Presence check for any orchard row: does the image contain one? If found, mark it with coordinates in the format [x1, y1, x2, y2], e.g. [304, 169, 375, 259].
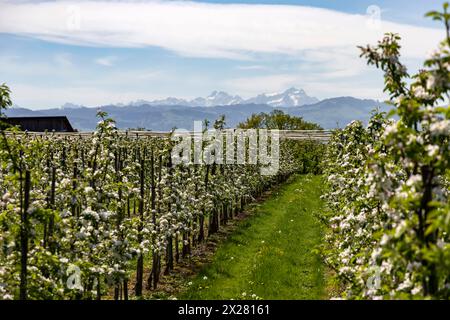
[0, 113, 321, 300]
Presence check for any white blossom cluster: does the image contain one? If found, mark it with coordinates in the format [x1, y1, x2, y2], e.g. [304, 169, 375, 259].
[322, 11, 450, 299]
[0, 112, 305, 299]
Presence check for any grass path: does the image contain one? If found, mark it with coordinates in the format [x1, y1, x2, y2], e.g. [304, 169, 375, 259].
[180, 174, 326, 300]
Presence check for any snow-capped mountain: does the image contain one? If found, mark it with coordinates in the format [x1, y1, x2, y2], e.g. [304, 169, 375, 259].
[134, 97, 188, 106]
[122, 92, 243, 107]
[61, 102, 85, 109]
[191, 91, 244, 107]
[245, 87, 319, 107]
[113, 87, 318, 108]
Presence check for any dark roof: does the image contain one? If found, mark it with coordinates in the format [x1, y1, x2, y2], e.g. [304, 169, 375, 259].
[4, 116, 75, 132]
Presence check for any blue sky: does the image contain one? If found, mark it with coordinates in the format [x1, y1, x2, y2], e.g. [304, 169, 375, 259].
[0, 0, 446, 109]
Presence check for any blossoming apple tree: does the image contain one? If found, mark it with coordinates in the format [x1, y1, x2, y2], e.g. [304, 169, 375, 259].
[322, 3, 450, 299]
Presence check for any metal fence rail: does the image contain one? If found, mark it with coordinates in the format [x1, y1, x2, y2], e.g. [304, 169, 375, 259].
[4, 130, 334, 141]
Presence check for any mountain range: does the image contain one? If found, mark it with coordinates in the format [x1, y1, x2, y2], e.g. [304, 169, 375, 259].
[6, 88, 392, 131]
[113, 87, 319, 108]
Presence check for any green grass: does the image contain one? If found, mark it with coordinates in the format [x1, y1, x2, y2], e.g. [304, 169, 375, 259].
[180, 174, 326, 300]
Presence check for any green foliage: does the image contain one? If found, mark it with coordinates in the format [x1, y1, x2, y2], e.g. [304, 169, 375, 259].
[426, 2, 450, 43]
[213, 114, 226, 130]
[238, 110, 322, 130]
[239, 110, 325, 174]
[0, 83, 12, 130]
[0, 83, 12, 115]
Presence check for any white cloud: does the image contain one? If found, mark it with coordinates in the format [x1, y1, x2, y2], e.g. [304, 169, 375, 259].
[95, 56, 117, 67]
[0, 0, 444, 60]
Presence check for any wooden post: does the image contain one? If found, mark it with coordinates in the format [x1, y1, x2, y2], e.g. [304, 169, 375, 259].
[165, 152, 174, 274]
[19, 170, 31, 300]
[198, 165, 209, 242]
[148, 145, 160, 290]
[135, 148, 145, 297]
